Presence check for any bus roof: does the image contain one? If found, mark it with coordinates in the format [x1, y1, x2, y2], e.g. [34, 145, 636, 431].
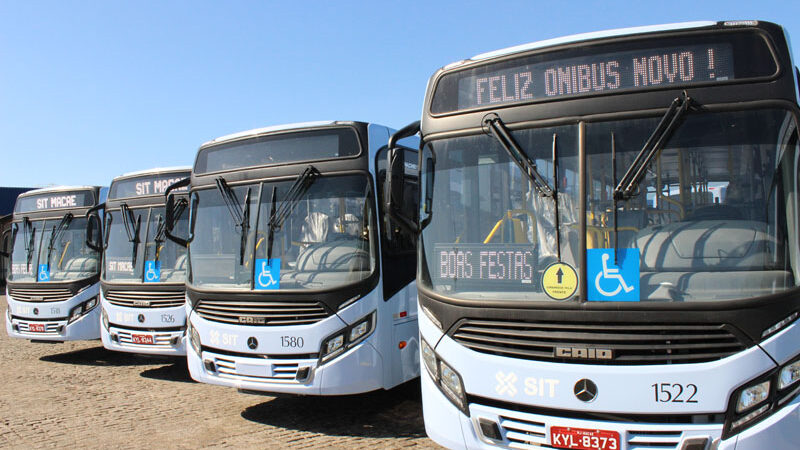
[117, 166, 192, 179]
[202, 121, 337, 148]
[454, 21, 720, 68]
[18, 185, 98, 197]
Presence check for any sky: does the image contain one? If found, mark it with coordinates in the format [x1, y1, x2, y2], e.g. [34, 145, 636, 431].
[2, 0, 800, 187]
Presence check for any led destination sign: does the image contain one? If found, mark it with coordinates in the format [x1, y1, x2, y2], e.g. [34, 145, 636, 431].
[430, 32, 778, 113]
[435, 244, 535, 284]
[108, 172, 190, 200]
[457, 43, 733, 110]
[14, 190, 96, 213]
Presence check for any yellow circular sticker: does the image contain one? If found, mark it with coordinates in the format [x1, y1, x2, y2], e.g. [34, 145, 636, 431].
[541, 262, 578, 300]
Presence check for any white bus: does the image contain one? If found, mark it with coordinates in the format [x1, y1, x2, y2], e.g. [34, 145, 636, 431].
[387, 20, 800, 449]
[166, 121, 420, 394]
[100, 167, 191, 355]
[5, 186, 103, 342]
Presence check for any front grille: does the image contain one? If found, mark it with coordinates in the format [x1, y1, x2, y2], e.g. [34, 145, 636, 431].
[195, 299, 331, 326]
[9, 287, 72, 302]
[104, 289, 184, 308]
[17, 320, 62, 335]
[212, 356, 300, 383]
[452, 319, 747, 365]
[627, 430, 683, 450]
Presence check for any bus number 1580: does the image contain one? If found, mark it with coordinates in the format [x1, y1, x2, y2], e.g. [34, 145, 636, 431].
[281, 336, 304, 348]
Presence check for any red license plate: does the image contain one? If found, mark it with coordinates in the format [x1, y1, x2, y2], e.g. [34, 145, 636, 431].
[28, 323, 45, 332]
[132, 334, 154, 345]
[550, 426, 620, 450]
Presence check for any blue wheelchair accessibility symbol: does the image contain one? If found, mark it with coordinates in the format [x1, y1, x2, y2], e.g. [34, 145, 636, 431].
[144, 260, 161, 283]
[587, 248, 640, 302]
[254, 258, 280, 290]
[38, 264, 50, 282]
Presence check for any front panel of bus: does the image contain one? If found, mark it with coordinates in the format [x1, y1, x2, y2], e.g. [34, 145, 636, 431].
[183, 122, 418, 395]
[6, 187, 102, 342]
[100, 170, 191, 355]
[417, 22, 800, 450]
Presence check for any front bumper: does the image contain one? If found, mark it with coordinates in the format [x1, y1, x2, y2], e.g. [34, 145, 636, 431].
[422, 366, 800, 450]
[100, 301, 186, 356]
[6, 305, 100, 341]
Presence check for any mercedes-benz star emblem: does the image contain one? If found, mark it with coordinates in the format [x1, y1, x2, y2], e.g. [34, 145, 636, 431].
[247, 337, 258, 350]
[574, 378, 598, 402]
[33, 308, 39, 315]
[137, 314, 145, 323]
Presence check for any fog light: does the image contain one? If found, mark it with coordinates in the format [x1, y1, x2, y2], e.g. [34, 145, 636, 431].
[736, 380, 770, 413]
[110, 333, 118, 342]
[203, 359, 216, 372]
[296, 367, 311, 381]
[478, 418, 501, 441]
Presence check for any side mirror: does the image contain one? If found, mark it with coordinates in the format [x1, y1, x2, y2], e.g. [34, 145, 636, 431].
[385, 121, 420, 234]
[0, 229, 10, 258]
[165, 177, 194, 248]
[85, 203, 104, 252]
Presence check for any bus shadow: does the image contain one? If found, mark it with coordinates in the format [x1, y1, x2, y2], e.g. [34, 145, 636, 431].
[40, 345, 168, 367]
[240, 379, 426, 439]
[139, 359, 195, 383]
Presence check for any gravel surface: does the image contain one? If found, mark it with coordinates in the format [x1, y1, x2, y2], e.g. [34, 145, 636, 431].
[0, 295, 438, 449]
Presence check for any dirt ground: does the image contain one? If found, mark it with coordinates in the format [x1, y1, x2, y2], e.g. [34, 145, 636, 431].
[0, 295, 439, 449]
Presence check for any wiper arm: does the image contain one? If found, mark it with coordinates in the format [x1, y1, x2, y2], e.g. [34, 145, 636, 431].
[120, 203, 142, 266]
[23, 217, 35, 270]
[483, 114, 554, 197]
[46, 212, 73, 267]
[613, 91, 692, 201]
[214, 177, 251, 265]
[153, 200, 187, 262]
[268, 166, 320, 231]
[265, 166, 320, 261]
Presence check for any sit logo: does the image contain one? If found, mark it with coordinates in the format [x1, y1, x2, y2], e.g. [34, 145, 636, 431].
[495, 371, 560, 398]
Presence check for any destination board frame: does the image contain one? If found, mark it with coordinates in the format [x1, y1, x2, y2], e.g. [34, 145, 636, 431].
[429, 28, 780, 116]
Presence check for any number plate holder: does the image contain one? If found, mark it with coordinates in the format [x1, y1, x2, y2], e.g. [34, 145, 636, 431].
[550, 426, 619, 450]
[28, 323, 46, 333]
[132, 334, 154, 345]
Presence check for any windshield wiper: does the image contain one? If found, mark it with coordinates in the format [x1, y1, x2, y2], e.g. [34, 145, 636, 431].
[22, 217, 35, 270]
[484, 114, 554, 197]
[611, 91, 692, 264]
[46, 213, 73, 268]
[265, 165, 321, 260]
[483, 115, 564, 260]
[215, 177, 251, 265]
[120, 203, 142, 266]
[152, 200, 186, 262]
[613, 91, 692, 201]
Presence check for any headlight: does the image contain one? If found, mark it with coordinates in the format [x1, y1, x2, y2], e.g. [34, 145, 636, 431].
[101, 308, 109, 331]
[778, 360, 800, 390]
[320, 333, 345, 362]
[188, 322, 201, 355]
[439, 359, 466, 411]
[319, 311, 376, 364]
[420, 336, 468, 415]
[68, 296, 99, 324]
[421, 338, 438, 380]
[68, 304, 83, 323]
[736, 380, 770, 413]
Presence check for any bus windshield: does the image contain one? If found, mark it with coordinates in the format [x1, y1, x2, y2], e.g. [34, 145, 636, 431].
[190, 174, 375, 290]
[421, 107, 799, 303]
[9, 217, 100, 283]
[104, 207, 189, 283]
